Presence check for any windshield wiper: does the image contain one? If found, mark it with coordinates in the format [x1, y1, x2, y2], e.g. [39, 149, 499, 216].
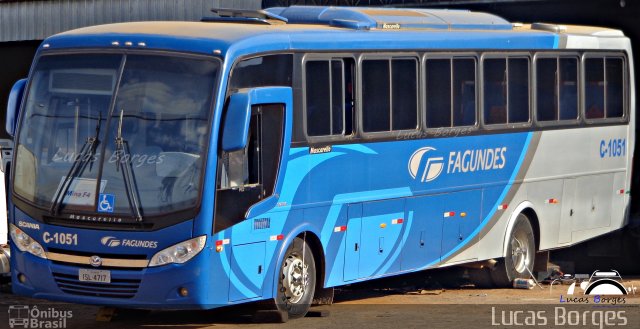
[50, 112, 101, 216]
[115, 109, 143, 222]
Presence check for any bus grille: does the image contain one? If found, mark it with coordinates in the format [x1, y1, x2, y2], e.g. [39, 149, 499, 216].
[52, 272, 141, 299]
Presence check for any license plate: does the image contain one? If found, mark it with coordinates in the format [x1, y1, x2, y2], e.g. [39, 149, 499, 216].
[79, 269, 111, 283]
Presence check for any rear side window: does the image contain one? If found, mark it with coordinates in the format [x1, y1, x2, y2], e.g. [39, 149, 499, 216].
[362, 58, 418, 132]
[585, 56, 625, 120]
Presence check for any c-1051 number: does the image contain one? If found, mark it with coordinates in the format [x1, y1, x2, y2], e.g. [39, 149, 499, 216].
[600, 138, 626, 158]
[42, 232, 78, 245]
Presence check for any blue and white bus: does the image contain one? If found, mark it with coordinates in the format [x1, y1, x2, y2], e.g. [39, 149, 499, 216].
[6, 6, 634, 318]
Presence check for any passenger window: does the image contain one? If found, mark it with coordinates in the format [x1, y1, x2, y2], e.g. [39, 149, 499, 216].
[559, 57, 578, 120]
[585, 58, 605, 119]
[453, 58, 476, 126]
[362, 60, 390, 132]
[392, 59, 418, 130]
[362, 58, 418, 132]
[305, 61, 331, 136]
[426, 57, 476, 128]
[305, 60, 345, 136]
[484, 57, 530, 125]
[606, 57, 624, 118]
[484, 59, 507, 125]
[536, 58, 557, 121]
[508, 58, 530, 123]
[536, 57, 578, 122]
[426, 59, 451, 128]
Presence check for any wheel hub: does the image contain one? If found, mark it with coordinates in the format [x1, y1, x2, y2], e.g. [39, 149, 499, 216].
[281, 254, 309, 304]
[511, 236, 530, 274]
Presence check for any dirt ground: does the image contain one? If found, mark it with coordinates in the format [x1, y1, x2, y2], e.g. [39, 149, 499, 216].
[1, 274, 639, 329]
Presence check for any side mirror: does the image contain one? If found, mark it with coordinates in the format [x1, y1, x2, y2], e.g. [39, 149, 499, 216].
[6, 79, 27, 138]
[221, 92, 251, 152]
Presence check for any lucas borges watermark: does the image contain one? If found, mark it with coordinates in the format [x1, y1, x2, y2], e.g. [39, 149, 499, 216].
[7, 305, 72, 329]
[491, 270, 637, 328]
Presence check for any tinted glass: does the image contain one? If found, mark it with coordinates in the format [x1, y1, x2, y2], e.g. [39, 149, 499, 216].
[362, 60, 390, 132]
[426, 59, 451, 128]
[453, 58, 476, 126]
[508, 58, 530, 123]
[229, 54, 292, 90]
[585, 58, 605, 119]
[392, 59, 418, 130]
[331, 60, 345, 134]
[559, 57, 578, 120]
[606, 57, 624, 118]
[483, 58, 507, 125]
[305, 61, 331, 136]
[536, 58, 557, 121]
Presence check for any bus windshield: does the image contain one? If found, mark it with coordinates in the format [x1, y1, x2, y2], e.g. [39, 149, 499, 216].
[13, 53, 219, 221]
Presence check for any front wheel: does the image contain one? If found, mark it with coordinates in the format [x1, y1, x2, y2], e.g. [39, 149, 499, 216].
[491, 213, 536, 287]
[275, 237, 316, 319]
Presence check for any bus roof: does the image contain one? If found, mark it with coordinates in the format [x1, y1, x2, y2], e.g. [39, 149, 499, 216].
[42, 6, 627, 58]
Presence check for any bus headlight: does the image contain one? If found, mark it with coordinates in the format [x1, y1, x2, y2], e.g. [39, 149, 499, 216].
[9, 224, 47, 259]
[149, 236, 206, 267]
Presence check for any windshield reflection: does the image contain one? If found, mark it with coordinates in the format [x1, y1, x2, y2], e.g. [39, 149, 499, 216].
[14, 53, 219, 219]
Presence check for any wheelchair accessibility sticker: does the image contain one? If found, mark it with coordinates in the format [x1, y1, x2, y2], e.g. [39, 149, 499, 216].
[97, 194, 115, 213]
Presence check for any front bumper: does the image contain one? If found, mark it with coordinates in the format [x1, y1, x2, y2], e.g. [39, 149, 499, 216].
[11, 246, 219, 310]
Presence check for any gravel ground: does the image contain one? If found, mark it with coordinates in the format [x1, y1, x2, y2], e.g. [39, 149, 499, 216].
[1, 275, 638, 329]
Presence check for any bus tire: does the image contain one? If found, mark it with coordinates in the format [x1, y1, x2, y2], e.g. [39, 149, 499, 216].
[491, 213, 535, 287]
[275, 237, 316, 319]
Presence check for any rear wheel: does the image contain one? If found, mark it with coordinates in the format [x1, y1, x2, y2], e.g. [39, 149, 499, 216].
[491, 213, 536, 287]
[275, 237, 316, 319]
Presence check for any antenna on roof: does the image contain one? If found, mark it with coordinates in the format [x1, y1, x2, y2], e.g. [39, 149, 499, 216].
[202, 8, 288, 25]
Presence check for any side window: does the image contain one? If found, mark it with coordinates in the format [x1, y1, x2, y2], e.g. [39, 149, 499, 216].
[536, 56, 579, 122]
[484, 57, 530, 125]
[426, 59, 451, 128]
[585, 56, 626, 120]
[215, 105, 284, 232]
[392, 59, 418, 130]
[305, 59, 346, 136]
[229, 54, 292, 91]
[606, 57, 624, 118]
[508, 58, 530, 123]
[484, 58, 507, 124]
[585, 58, 605, 119]
[426, 57, 476, 129]
[536, 58, 557, 121]
[362, 58, 418, 132]
[453, 58, 477, 126]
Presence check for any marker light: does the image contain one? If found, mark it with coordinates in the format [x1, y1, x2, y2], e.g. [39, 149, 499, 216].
[9, 224, 47, 259]
[149, 236, 206, 267]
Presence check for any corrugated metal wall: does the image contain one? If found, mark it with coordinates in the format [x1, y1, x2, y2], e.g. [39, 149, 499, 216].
[0, 0, 261, 42]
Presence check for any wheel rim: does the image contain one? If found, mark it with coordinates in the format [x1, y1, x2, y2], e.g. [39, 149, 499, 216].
[510, 233, 531, 274]
[281, 253, 309, 304]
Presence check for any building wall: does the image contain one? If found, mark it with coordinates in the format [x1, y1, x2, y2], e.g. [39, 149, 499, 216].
[0, 0, 261, 42]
